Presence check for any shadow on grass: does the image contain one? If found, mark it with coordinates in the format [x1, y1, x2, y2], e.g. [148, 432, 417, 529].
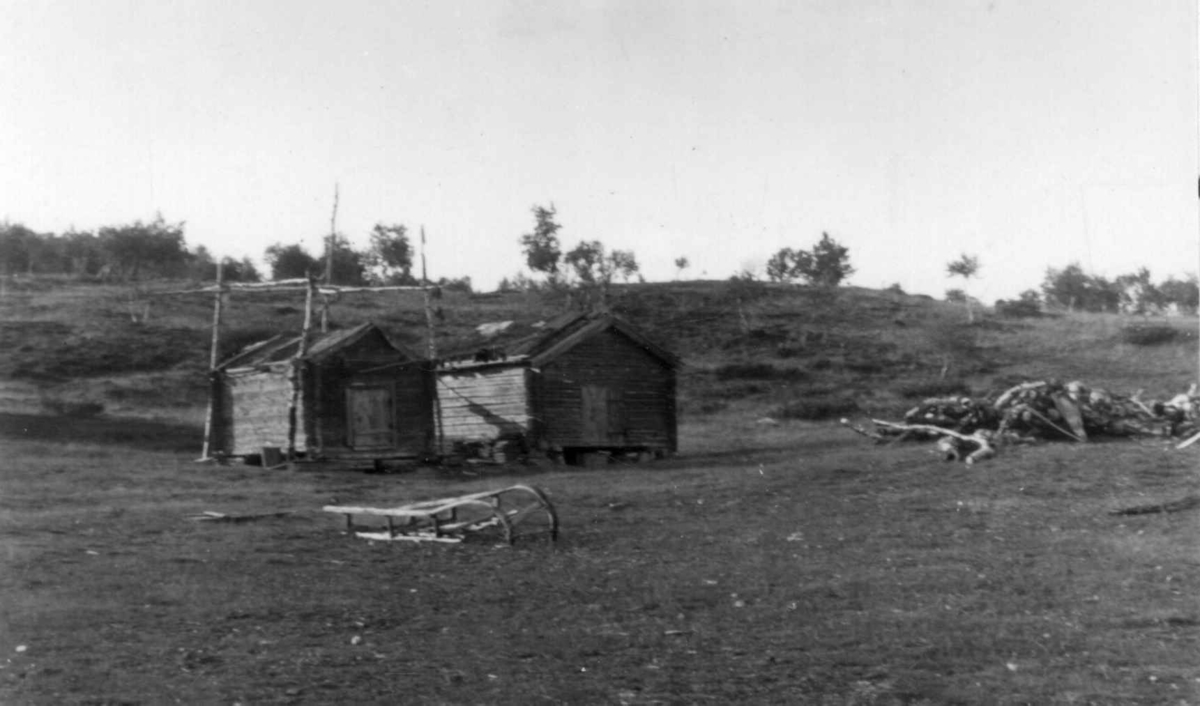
[0, 412, 202, 453]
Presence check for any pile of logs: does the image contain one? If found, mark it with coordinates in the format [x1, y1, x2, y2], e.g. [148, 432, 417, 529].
[843, 380, 1200, 464]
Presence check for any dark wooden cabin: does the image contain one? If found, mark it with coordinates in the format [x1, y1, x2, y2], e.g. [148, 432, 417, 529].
[209, 322, 434, 463]
[436, 312, 679, 462]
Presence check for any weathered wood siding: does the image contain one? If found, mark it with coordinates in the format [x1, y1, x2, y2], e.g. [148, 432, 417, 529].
[215, 327, 434, 460]
[534, 328, 676, 451]
[225, 367, 302, 455]
[436, 367, 530, 444]
[390, 368, 436, 454]
[311, 364, 433, 457]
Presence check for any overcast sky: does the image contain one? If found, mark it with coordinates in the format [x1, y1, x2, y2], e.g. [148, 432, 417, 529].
[2, 0, 1196, 299]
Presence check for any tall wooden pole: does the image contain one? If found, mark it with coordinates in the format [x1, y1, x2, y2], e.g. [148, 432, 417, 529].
[209, 261, 225, 369]
[201, 261, 224, 460]
[287, 275, 316, 461]
[325, 183, 338, 285]
[321, 183, 339, 333]
[421, 225, 437, 360]
[420, 225, 444, 454]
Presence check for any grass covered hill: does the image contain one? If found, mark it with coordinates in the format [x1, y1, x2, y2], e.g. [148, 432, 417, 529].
[0, 276, 1196, 428]
[3, 277, 1200, 704]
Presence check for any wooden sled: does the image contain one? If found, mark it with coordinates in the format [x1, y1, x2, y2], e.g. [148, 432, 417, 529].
[323, 485, 559, 545]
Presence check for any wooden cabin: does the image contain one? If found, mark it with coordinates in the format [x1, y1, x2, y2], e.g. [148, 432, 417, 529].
[209, 322, 434, 464]
[436, 312, 679, 463]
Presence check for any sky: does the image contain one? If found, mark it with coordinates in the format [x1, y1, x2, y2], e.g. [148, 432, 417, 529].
[2, 0, 1197, 300]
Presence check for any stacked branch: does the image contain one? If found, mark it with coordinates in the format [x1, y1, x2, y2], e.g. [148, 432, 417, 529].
[844, 380, 1199, 464]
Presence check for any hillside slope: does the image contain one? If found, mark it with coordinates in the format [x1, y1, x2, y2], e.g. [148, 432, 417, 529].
[0, 277, 1196, 427]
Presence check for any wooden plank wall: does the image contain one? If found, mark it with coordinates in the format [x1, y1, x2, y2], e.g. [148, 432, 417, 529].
[313, 366, 432, 455]
[436, 366, 530, 444]
[210, 374, 233, 455]
[303, 328, 432, 458]
[225, 368, 301, 455]
[376, 367, 433, 454]
[216, 329, 433, 459]
[535, 328, 675, 451]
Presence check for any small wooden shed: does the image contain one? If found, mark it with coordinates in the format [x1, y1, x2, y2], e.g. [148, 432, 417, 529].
[209, 322, 434, 463]
[436, 312, 679, 462]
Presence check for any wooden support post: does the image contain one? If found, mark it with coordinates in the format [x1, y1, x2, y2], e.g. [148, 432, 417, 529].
[287, 275, 315, 460]
[421, 225, 445, 455]
[420, 225, 437, 360]
[325, 183, 338, 285]
[209, 261, 225, 369]
[200, 262, 224, 461]
[321, 183, 339, 333]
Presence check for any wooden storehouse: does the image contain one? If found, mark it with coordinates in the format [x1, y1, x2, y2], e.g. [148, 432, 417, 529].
[209, 322, 434, 463]
[436, 312, 679, 462]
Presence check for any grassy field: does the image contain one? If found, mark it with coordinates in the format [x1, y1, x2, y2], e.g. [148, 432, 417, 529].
[2, 415, 1199, 704]
[2, 278, 1196, 424]
[1, 279, 1199, 704]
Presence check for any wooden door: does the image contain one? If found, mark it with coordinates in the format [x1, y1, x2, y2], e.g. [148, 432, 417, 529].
[580, 385, 609, 444]
[347, 385, 395, 449]
[581, 385, 626, 445]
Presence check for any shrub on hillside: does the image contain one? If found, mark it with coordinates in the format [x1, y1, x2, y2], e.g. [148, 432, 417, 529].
[437, 276, 473, 294]
[723, 274, 769, 303]
[995, 299, 1043, 318]
[995, 290, 1043, 318]
[1121, 325, 1183, 346]
[773, 395, 859, 420]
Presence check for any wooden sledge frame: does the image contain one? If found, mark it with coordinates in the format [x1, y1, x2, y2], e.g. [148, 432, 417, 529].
[323, 484, 559, 545]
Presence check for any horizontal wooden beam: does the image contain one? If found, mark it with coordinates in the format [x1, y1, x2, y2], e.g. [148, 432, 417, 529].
[159, 281, 429, 296]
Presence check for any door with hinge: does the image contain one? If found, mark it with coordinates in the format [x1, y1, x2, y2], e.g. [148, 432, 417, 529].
[347, 385, 395, 449]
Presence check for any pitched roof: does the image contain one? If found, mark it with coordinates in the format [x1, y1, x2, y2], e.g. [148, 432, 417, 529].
[218, 322, 415, 370]
[440, 312, 678, 369]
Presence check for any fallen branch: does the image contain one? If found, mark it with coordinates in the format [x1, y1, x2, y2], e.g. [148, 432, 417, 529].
[869, 419, 976, 442]
[993, 381, 1046, 409]
[187, 511, 293, 523]
[852, 378, 1198, 464]
[1129, 390, 1157, 417]
[839, 417, 884, 442]
[1111, 496, 1200, 516]
[1005, 405, 1086, 443]
[1177, 430, 1200, 450]
[868, 419, 996, 464]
